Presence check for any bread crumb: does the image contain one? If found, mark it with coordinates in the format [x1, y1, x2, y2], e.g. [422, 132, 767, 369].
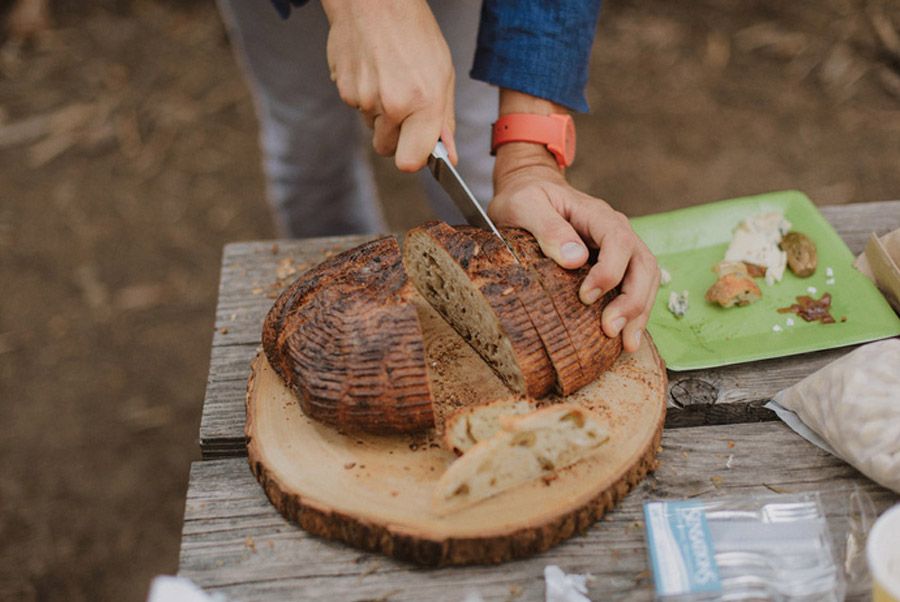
[343, 462, 356, 469]
[271, 243, 279, 255]
[806, 286, 817, 294]
[218, 327, 229, 335]
[725, 454, 734, 469]
[786, 318, 795, 326]
[244, 536, 256, 552]
[659, 267, 671, 285]
[772, 324, 783, 332]
[726, 440, 735, 448]
[825, 266, 833, 277]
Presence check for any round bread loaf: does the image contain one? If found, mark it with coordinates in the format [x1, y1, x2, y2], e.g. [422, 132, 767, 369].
[262, 236, 435, 434]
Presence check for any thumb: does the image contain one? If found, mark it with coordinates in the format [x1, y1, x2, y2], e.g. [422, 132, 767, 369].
[510, 198, 588, 269]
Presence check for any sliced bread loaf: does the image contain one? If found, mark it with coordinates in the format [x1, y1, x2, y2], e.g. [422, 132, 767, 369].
[456, 226, 585, 396]
[403, 222, 555, 398]
[433, 404, 610, 515]
[502, 228, 624, 385]
[262, 236, 435, 434]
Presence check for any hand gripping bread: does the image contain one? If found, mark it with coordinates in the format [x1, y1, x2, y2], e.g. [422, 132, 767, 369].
[502, 228, 623, 385]
[262, 236, 435, 434]
[433, 404, 610, 515]
[403, 222, 555, 398]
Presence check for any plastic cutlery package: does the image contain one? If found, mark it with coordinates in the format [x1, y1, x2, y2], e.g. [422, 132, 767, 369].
[643, 492, 844, 601]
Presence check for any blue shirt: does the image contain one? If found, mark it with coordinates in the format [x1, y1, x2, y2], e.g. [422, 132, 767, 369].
[270, 1, 602, 112]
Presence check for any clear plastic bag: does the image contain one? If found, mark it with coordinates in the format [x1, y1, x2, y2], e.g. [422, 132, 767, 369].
[643, 492, 844, 601]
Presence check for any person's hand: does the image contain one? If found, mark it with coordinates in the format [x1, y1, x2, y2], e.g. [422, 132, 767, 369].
[321, 0, 456, 172]
[489, 142, 659, 353]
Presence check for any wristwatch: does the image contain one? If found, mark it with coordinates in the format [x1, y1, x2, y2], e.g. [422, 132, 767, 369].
[491, 113, 576, 168]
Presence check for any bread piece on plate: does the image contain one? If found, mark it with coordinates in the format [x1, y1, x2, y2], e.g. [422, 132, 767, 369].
[404, 222, 555, 398]
[443, 397, 537, 455]
[262, 236, 435, 434]
[705, 261, 762, 308]
[433, 404, 610, 515]
[455, 226, 584, 396]
[502, 228, 623, 385]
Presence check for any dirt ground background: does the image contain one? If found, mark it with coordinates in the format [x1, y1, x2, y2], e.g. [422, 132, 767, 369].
[1, 0, 898, 600]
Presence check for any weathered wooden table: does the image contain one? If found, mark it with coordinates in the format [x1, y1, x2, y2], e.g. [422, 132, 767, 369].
[179, 201, 900, 601]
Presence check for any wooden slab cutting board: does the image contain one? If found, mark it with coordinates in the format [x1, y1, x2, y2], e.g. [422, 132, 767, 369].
[246, 305, 667, 566]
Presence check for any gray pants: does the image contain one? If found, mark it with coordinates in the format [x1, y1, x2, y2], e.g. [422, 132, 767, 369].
[217, 0, 496, 237]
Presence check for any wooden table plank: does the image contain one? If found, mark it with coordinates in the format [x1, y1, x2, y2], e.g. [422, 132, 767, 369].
[199, 202, 900, 457]
[179, 421, 897, 601]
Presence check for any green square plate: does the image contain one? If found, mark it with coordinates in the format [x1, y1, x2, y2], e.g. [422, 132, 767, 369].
[630, 191, 900, 371]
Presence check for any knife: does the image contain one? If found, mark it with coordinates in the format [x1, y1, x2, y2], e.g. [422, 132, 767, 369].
[427, 141, 519, 262]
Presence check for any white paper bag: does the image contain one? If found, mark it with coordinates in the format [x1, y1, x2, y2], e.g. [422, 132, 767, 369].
[771, 339, 900, 494]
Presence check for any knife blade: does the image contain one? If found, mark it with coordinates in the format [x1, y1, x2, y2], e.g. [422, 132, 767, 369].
[427, 141, 519, 262]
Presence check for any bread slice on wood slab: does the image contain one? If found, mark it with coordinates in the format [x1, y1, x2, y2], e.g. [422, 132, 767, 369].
[262, 236, 434, 434]
[433, 404, 610, 515]
[443, 397, 537, 455]
[502, 228, 623, 386]
[404, 222, 555, 398]
[456, 226, 585, 396]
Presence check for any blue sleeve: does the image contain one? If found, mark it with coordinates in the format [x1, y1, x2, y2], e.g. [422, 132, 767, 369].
[270, 0, 308, 19]
[471, 1, 602, 112]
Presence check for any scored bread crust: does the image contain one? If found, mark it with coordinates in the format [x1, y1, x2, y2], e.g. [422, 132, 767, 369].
[502, 228, 623, 384]
[457, 226, 585, 396]
[262, 236, 434, 434]
[404, 222, 555, 398]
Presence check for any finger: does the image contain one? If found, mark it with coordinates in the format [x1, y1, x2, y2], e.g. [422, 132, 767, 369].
[372, 113, 401, 156]
[395, 109, 443, 172]
[441, 75, 458, 165]
[600, 251, 657, 342]
[619, 268, 659, 352]
[578, 232, 633, 304]
[441, 123, 458, 166]
[500, 196, 588, 268]
[334, 75, 360, 114]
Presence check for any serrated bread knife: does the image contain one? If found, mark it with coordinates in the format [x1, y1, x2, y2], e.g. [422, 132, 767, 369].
[427, 140, 519, 262]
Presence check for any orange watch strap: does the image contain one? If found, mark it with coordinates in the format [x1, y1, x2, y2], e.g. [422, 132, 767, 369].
[491, 113, 575, 168]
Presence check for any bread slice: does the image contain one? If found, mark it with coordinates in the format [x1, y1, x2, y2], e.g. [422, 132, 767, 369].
[404, 222, 555, 398]
[705, 261, 762, 307]
[433, 404, 610, 515]
[443, 397, 537, 455]
[455, 226, 585, 396]
[502, 228, 623, 385]
[262, 236, 435, 434]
